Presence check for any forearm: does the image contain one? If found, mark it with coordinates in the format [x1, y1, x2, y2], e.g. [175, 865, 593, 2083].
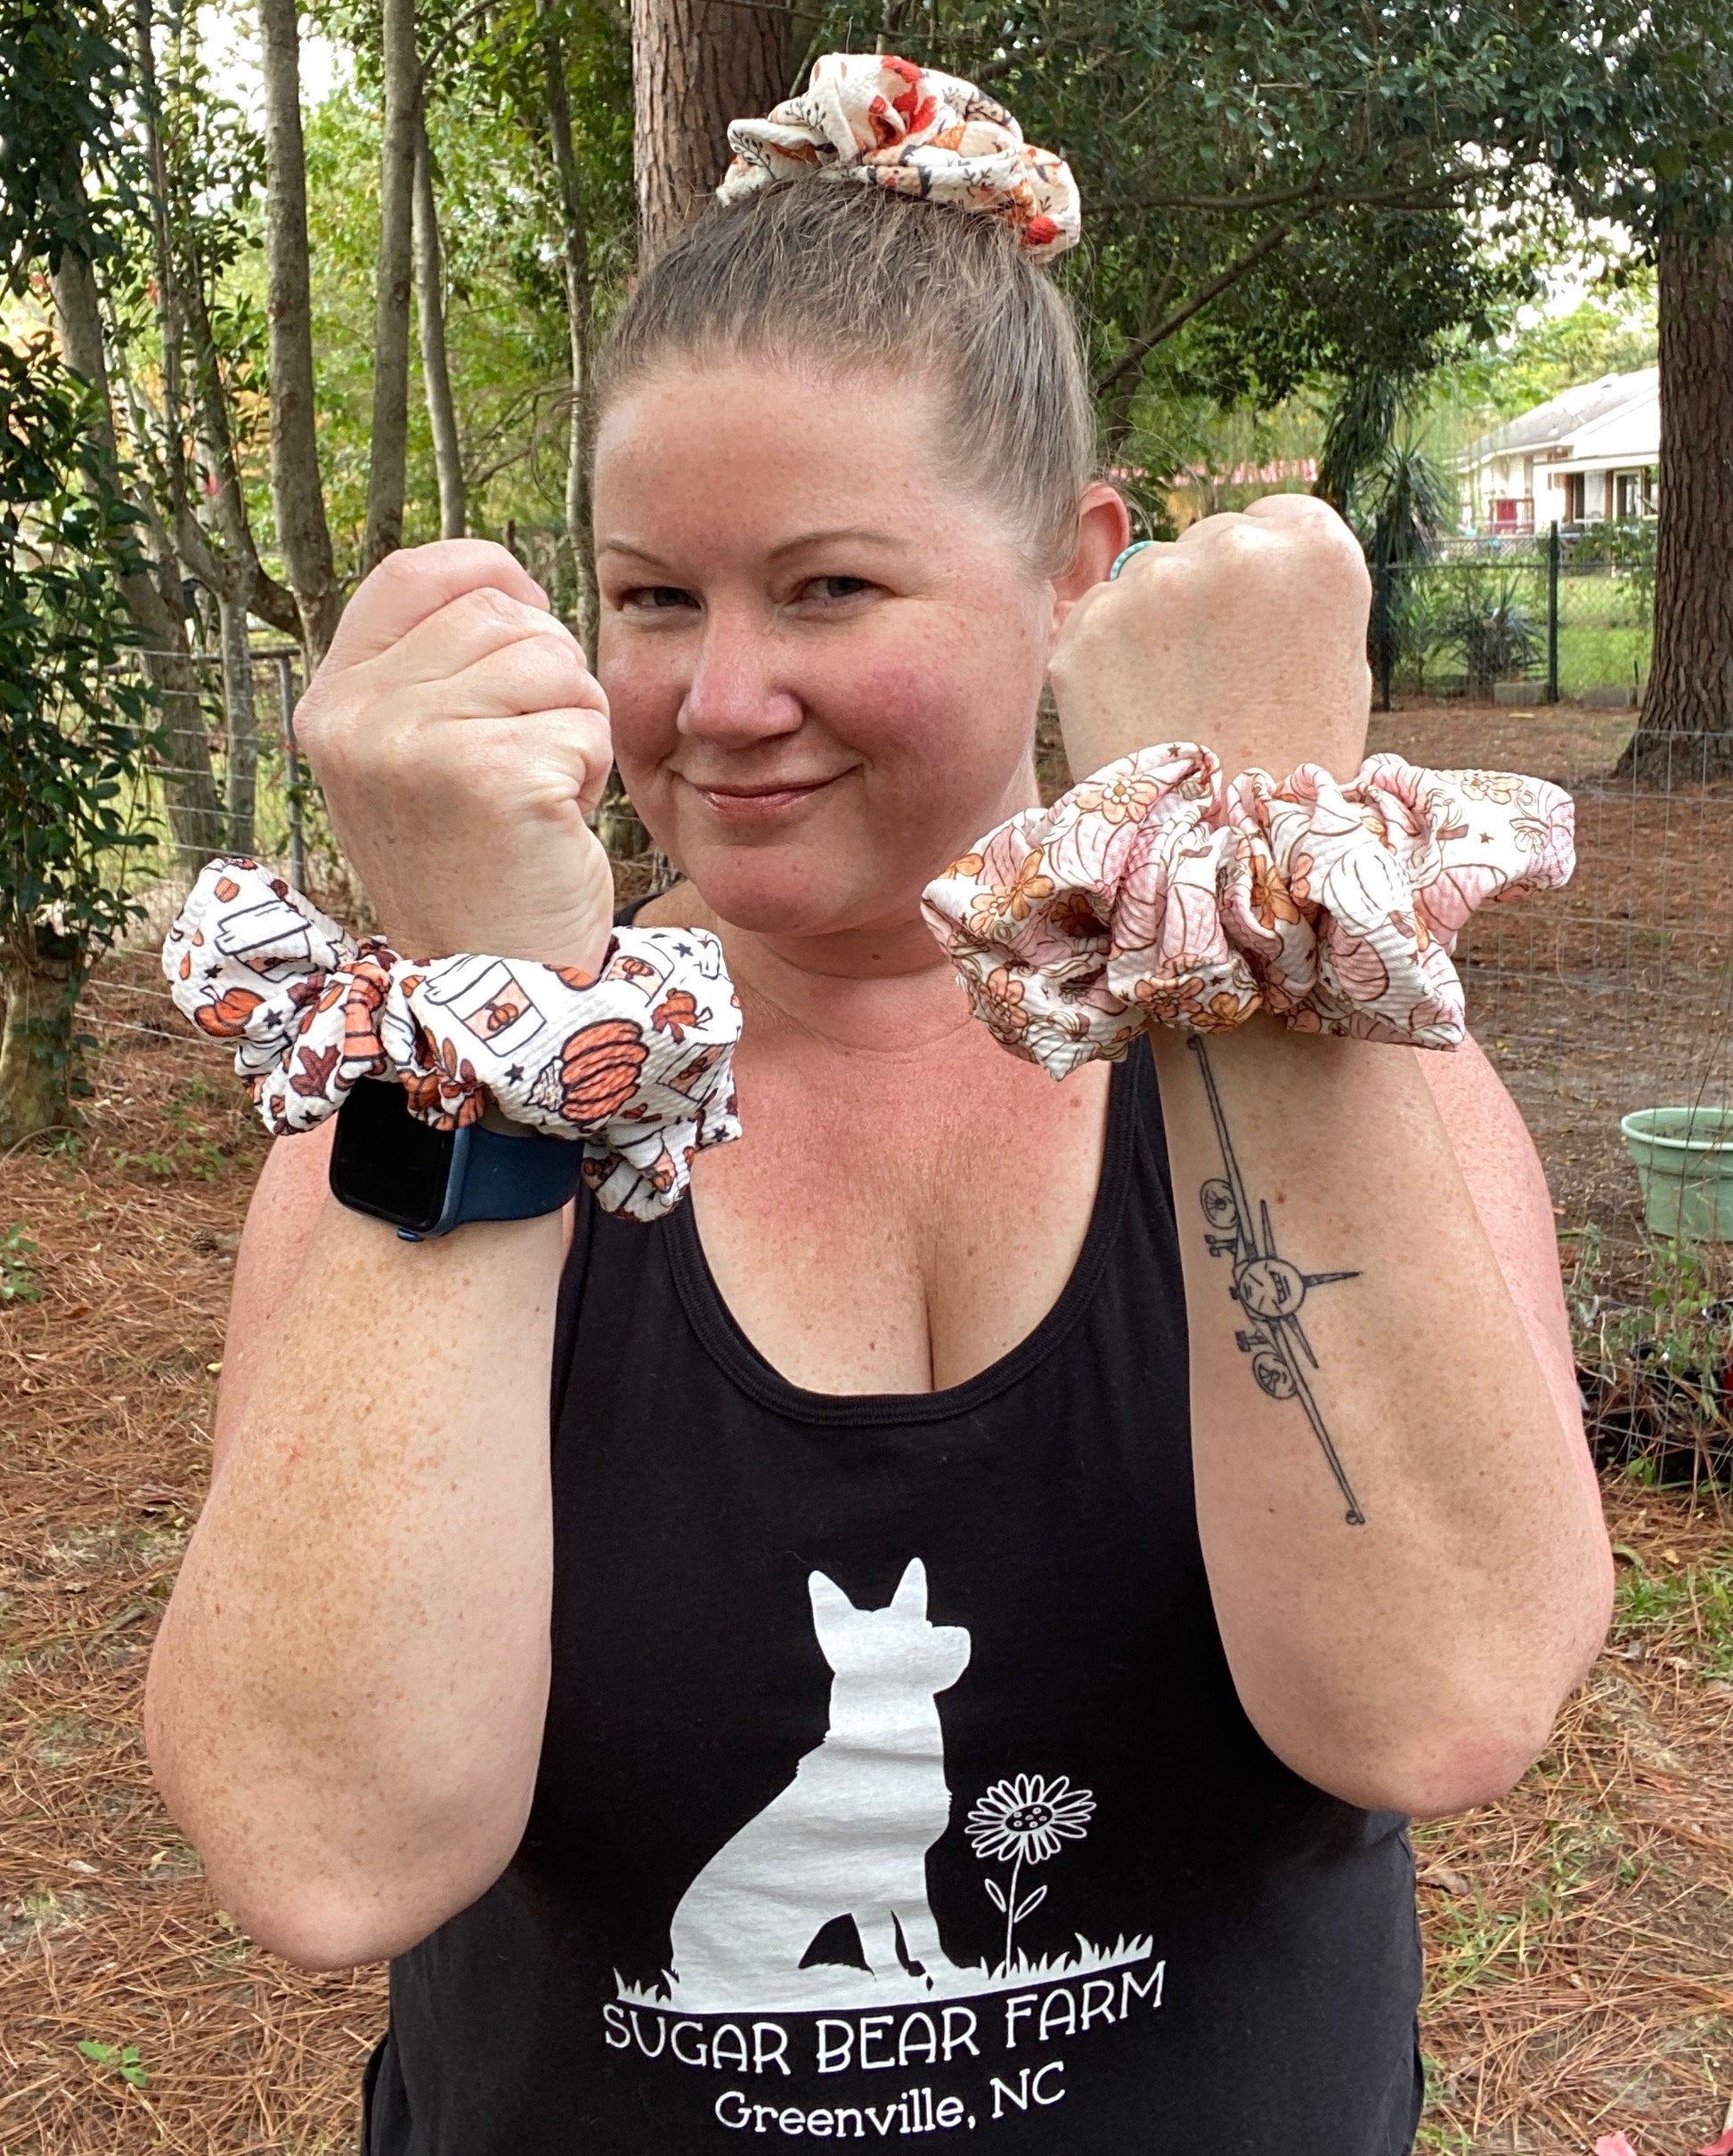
[145, 1199, 561, 1967]
[1152, 1019, 1609, 1814]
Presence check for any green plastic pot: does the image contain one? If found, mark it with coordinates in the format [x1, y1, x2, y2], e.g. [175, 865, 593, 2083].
[1619, 1107, 1733, 1243]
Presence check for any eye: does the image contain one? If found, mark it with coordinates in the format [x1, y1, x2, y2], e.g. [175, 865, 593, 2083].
[622, 584, 698, 612]
[801, 575, 873, 603]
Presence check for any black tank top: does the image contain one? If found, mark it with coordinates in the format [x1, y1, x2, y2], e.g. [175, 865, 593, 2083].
[364, 1006, 1423, 2154]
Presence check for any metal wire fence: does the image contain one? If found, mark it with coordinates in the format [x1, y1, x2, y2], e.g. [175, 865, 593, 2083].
[1365, 703, 1733, 1480]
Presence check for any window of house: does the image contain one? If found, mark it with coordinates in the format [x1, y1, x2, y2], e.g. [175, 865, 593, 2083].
[1614, 468, 1656, 518]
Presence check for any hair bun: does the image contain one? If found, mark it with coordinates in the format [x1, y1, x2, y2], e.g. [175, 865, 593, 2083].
[717, 52, 1081, 263]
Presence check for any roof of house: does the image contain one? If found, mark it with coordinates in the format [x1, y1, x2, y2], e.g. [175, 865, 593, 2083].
[1550, 374, 1660, 473]
[1460, 369, 1658, 472]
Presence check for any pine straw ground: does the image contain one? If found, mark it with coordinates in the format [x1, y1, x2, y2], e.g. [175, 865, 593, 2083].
[1, 959, 1730, 2155]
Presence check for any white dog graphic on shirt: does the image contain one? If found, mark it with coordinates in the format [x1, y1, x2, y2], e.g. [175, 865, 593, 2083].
[667, 1557, 971, 2012]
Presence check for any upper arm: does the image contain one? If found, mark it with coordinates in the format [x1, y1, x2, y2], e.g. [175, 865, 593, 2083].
[1420, 1036, 1595, 1498]
[213, 1123, 338, 1477]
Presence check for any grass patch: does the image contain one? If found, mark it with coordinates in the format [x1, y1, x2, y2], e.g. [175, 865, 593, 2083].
[1556, 622, 1650, 697]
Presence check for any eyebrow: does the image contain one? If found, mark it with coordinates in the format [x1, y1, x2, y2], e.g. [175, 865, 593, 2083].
[597, 527, 904, 567]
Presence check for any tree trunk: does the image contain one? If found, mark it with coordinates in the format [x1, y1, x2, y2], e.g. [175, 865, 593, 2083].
[220, 592, 259, 852]
[362, 0, 420, 574]
[133, 0, 187, 503]
[539, 0, 598, 657]
[1622, 229, 1733, 785]
[50, 242, 225, 870]
[630, 0, 791, 264]
[0, 924, 83, 1150]
[259, 0, 344, 661]
[412, 103, 466, 541]
[183, 257, 302, 640]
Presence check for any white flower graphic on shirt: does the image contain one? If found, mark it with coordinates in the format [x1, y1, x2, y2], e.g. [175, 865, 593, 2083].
[966, 1772, 1095, 1976]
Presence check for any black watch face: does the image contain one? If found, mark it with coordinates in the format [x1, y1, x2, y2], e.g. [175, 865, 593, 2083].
[329, 1078, 457, 1234]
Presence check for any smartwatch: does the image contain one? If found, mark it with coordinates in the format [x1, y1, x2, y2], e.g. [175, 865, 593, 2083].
[329, 1076, 584, 1241]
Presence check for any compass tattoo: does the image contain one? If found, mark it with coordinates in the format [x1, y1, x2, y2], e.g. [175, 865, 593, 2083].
[1187, 1035, 1368, 1527]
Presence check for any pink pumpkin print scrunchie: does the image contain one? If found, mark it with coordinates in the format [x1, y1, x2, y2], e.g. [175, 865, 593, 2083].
[717, 52, 1081, 263]
[163, 859, 742, 1221]
[920, 745, 1575, 1079]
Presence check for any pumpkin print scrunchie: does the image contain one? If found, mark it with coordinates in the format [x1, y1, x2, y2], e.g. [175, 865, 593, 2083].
[717, 52, 1081, 263]
[921, 745, 1575, 1080]
[163, 860, 743, 1221]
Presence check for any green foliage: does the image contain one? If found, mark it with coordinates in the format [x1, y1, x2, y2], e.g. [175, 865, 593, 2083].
[1615, 1550, 1733, 1679]
[1317, 375, 1405, 521]
[1535, 0, 1733, 247]
[0, 335, 161, 975]
[0, 1221, 42, 1302]
[812, 0, 1611, 468]
[1591, 1237, 1732, 1428]
[103, 10, 273, 481]
[1318, 373, 1454, 695]
[1436, 572, 1542, 688]
[75, 2038, 149, 2089]
[1461, 279, 1658, 419]
[0, 0, 133, 291]
[290, 0, 634, 570]
[1371, 446, 1455, 572]
[1566, 517, 1657, 614]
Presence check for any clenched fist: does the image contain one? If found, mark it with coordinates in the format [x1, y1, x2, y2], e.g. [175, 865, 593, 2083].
[1051, 494, 1373, 785]
[294, 540, 616, 972]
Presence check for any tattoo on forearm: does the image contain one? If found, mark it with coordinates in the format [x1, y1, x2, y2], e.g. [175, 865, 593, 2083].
[1187, 1036, 1367, 1527]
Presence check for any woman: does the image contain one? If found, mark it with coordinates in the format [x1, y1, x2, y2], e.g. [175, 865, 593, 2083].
[147, 56, 1611, 2154]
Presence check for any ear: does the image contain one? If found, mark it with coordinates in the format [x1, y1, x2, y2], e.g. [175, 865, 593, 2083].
[809, 1569, 857, 1634]
[889, 1557, 929, 1618]
[1049, 483, 1133, 643]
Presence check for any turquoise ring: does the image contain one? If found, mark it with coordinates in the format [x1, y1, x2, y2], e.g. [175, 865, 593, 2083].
[1110, 541, 1157, 581]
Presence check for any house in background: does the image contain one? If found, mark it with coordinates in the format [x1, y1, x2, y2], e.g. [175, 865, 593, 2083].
[1459, 369, 1658, 536]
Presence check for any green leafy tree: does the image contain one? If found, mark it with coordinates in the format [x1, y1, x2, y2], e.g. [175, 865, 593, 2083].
[102, 0, 300, 850]
[7, 0, 225, 863]
[0, 338, 161, 1144]
[1511, 0, 1733, 770]
[816, 0, 1591, 514]
[1318, 373, 1453, 704]
[300, 0, 632, 590]
[1461, 278, 1658, 419]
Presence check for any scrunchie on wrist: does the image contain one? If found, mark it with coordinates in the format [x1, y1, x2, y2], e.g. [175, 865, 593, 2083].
[920, 745, 1574, 1078]
[162, 860, 742, 1221]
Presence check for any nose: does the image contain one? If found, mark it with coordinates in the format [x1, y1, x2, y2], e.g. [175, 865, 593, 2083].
[679, 603, 803, 751]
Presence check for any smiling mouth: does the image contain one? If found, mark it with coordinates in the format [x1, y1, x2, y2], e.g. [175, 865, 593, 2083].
[684, 773, 849, 818]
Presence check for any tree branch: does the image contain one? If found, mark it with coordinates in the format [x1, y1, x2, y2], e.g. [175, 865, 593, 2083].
[1094, 219, 1300, 401]
[1099, 170, 1479, 217]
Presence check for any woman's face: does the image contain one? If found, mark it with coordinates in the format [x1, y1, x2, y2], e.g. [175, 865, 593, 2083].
[592, 358, 1062, 943]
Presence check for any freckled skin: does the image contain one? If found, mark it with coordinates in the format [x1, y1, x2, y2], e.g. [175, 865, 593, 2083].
[145, 372, 1611, 1973]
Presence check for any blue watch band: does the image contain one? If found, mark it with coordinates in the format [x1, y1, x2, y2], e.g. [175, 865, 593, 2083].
[410, 1119, 586, 1241]
[330, 1077, 587, 1240]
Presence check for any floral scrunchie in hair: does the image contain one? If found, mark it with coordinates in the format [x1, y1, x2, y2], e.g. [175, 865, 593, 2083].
[717, 52, 1081, 263]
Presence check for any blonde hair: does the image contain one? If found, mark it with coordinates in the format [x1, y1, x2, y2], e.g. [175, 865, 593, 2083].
[596, 182, 1097, 573]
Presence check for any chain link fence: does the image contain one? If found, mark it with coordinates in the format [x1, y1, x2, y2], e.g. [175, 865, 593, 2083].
[1372, 525, 1655, 711]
